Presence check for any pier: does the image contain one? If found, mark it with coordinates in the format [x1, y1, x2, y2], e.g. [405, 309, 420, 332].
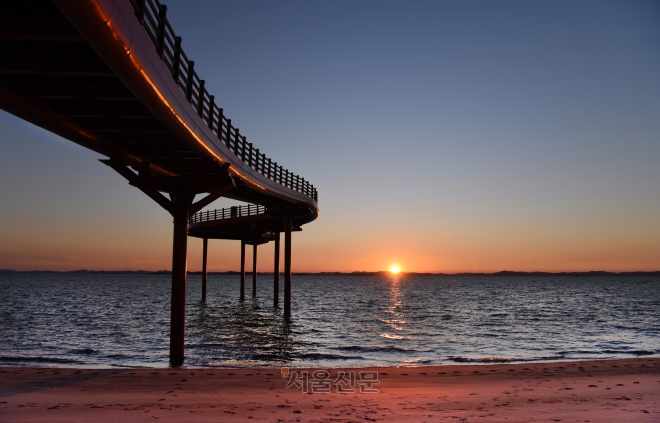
[0, 0, 319, 364]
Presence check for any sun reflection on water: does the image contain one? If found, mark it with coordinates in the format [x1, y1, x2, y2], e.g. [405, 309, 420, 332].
[380, 276, 408, 339]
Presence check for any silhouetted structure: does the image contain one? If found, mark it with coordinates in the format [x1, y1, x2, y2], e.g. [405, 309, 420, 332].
[0, 0, 319, 365]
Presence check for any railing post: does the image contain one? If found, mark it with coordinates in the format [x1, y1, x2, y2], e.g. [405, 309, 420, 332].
[218, 108, 225, 143]
[185, 61, 195, 101]
[172, 36, 182, 82]
[207, 95, 215, 127]
[135, 0, 145, 24]
[239, 133, 246, 162]
[197, 80, 205, 117]
[156, 5, 167, 58]
[226, 119, 232, 150]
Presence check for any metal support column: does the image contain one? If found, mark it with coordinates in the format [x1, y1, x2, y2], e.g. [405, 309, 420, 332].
[170, 212, 189, 364]
[201, 238, 208, 301]
[273, 232, 280, 308]
[252, 244, 258, 297]
[240, 240, 246, 301]
[284, 217, 292, 318]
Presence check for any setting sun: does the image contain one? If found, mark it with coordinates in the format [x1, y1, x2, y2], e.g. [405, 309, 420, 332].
[389, 264, 401, 274]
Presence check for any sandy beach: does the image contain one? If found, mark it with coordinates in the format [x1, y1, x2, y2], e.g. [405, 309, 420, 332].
[1, 357, 658, 422]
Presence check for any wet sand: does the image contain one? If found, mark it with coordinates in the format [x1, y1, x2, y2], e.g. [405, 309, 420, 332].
[1, 358, 658, 422]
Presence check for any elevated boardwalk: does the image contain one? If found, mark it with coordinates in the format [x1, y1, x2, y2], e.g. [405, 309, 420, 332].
[0, 0, 318, 364]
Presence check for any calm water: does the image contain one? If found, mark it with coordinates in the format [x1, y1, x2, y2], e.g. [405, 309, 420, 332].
[0, 273, 658, 368]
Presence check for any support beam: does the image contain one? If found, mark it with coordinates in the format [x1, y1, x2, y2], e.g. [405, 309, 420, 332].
[201, 238, 208, 302]
[284, 217, 292, 318]
[273, 232, 280, 308]
[169, 212, 188, 364]
[252, 244, 258, 298]
[240, 240, 246, 301]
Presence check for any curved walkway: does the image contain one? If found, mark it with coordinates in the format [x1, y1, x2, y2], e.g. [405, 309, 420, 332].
[0, 0, 318, 363]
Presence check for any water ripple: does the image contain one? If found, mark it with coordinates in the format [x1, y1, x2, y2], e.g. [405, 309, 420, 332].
[0, 273, 658, 367]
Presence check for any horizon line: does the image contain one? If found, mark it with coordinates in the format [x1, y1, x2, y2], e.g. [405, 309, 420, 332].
[1, 269, 659, 276]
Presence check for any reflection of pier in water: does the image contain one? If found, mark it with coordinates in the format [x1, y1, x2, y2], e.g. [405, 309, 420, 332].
[186, 300, 302, 365]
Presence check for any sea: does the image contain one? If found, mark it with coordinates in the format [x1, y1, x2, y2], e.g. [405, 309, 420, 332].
[0, 273, 658, 368]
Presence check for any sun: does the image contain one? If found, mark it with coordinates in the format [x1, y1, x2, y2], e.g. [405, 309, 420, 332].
[389, 264, 401, 274]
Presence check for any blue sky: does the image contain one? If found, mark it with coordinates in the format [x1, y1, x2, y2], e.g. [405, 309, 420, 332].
[0, 0, 658, 271]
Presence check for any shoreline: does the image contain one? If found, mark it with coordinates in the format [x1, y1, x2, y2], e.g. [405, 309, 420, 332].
[2, 357, 658, 422]
[1, 353, 657, 370]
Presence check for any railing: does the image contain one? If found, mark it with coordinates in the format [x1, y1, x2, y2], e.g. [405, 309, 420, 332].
[189, 204, 266, 224]
[129, 0, 318, 203]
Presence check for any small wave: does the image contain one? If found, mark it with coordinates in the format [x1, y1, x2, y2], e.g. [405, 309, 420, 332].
[401, 358, 433, 365]
[107, 354, 131, 359]
[452, 356, 513, 363]
[378, 318, 407, 325]
[0, 356, 82, 364]
[331, 345, 413, 353]
[70, 348, 98, 355]
[601, 349, 655, 356]
[451, 355, 566, 363]
[109, 363, 152, 368]
[298, 353, 364, 361]
[380, 333, 408, 340]
[250, 353, 297, 362]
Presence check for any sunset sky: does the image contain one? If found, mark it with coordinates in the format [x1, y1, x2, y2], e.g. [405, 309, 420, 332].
[0, 0, 658, 273]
